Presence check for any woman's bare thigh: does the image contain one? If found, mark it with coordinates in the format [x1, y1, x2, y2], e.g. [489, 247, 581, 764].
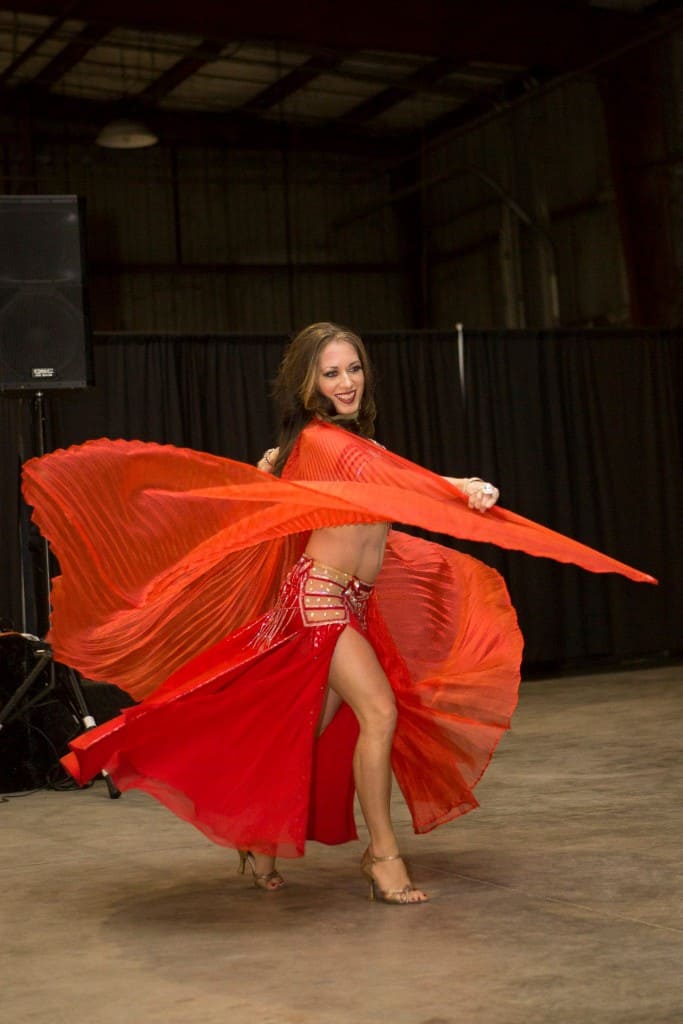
[324, 626, 395, 728]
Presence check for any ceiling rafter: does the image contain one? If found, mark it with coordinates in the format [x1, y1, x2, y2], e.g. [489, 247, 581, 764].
[137, 37, 227, 104]
[0, 0, 81, 86]
[239, 52, 349, 114]
[31, 21, 111, 89]
[1, 1, 679, 148]
[411, 67, 544, 147]
[338, 56, 466, 124]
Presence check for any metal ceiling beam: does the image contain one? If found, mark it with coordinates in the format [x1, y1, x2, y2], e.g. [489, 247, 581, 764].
[0, 85, 406, 157]
[31, 21, 111, 89]
[1, 1, 653, 71]
[0, 0, 81, 86]
[412, 68, 541, 145]
[339, 56, 465, 124]
[137, 38, 227, 104]
[239, 53, 348, 114]
[402, 1, 683, 158]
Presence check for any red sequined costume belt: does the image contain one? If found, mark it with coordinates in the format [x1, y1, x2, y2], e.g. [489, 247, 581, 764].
[253, 555, 374, 650]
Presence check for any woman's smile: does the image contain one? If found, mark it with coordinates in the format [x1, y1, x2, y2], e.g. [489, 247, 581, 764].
[334, 387, 358, 407]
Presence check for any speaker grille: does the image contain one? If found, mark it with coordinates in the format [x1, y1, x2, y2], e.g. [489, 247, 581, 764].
[0, 201, 83, 284]
[0, 289, 86, 387]
[0, 196, 92, 392]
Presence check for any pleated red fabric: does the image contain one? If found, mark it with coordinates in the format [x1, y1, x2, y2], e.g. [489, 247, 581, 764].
[22, 420, 654, 855]
[22, 420, 654, 700]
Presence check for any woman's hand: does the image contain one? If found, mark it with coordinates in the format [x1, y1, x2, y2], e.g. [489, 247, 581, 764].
[462, 477, 499, 512]
[257, 447, 279, 473]
[446, 475, 500, 512]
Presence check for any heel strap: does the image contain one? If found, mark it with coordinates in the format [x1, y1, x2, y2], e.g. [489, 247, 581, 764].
[370, 852, 402, 863]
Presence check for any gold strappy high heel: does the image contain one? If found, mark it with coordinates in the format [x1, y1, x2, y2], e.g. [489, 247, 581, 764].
[360, 847, 429, 904]
[237, 850, 285, 891]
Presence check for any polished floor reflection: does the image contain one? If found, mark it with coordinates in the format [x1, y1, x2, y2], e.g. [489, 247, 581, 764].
[2, 663, 682, 1024]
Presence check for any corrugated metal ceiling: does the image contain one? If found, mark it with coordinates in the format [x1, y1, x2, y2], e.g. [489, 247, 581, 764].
[0, 1, 680, 151]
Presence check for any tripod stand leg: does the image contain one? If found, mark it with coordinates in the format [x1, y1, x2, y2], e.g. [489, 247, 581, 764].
[0, 651, 52, 730]
[100, 770, 121, 800]
[62, 668, 121, 800]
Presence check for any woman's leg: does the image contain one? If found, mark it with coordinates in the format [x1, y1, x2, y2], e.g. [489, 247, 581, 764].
[327, 627, 427, 901]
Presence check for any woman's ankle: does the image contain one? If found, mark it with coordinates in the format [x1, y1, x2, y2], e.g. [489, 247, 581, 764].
[367, 837, 400, 859]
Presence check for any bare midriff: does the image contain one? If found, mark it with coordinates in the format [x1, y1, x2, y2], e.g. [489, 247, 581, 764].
[303, 522, 389, 585]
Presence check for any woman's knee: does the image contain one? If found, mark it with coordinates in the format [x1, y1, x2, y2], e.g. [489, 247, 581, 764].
[358, 693, 397, 737]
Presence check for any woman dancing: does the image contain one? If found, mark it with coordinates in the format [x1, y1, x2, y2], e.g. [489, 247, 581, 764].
[22, 322, 653, 905]
[254, 322, 498, 902]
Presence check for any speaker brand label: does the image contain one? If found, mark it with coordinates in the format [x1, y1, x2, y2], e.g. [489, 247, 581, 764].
[31, 367, 56, 378]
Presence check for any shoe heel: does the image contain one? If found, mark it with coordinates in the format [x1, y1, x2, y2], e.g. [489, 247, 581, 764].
[359, 847, 429, 905]
[237, 849, 285, 891]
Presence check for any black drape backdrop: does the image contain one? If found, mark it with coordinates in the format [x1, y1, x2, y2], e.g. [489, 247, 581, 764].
[461, 330, 682, 663]
[1, 328, 680, 669]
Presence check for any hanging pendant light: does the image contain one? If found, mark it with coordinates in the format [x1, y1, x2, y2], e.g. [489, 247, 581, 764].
[95, 118, 158, 149]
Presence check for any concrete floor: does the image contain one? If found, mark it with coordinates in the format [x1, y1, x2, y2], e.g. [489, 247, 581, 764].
[2, 663, 682, 1024]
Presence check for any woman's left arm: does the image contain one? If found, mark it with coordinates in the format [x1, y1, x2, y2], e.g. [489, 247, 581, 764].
[257, 447, 279, 473]
[446, 475, 500, 513]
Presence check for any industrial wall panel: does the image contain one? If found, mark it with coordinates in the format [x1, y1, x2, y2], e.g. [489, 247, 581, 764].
[2, 140, 407, 331]
[515, 80, 612, 212]
[669, 31, 683, 323]
[60, 144, 177, 264]
[286, 152, 400, 264]
[431, 245, 501, 329]
[177, 149, 288, 264]
[290, 271, 409, 331]
[173, 148, 400, 268]
[423, 76, 631, 327]
[552, 205, 630, 326]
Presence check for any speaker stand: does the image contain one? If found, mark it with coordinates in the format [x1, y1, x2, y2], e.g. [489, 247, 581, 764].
[32, 392, 52, 635]
[6, 391, 121, 798]
[0, 635, 121, 798]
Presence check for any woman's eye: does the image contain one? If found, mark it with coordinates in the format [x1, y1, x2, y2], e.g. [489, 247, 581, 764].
[322, 365, 361, 378]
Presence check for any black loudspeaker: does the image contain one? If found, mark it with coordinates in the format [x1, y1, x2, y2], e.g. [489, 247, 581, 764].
[0, 195, 93, 392]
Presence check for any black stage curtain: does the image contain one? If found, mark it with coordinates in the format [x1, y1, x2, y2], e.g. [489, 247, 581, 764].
[1, 329, 680, 670]
[460, 330, 682, 664]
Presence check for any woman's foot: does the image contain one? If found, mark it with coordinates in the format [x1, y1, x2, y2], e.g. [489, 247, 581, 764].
[238, 850, 285, 891]
[361, 847, 428, 904]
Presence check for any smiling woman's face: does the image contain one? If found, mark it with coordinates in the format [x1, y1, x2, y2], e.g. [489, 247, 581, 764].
[316, 337, 365, 416]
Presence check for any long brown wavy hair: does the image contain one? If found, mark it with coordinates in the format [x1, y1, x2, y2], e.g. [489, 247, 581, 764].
[272, 321, 376, 475]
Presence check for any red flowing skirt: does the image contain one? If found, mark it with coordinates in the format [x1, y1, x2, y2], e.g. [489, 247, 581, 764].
[62, 540, 523, 858]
